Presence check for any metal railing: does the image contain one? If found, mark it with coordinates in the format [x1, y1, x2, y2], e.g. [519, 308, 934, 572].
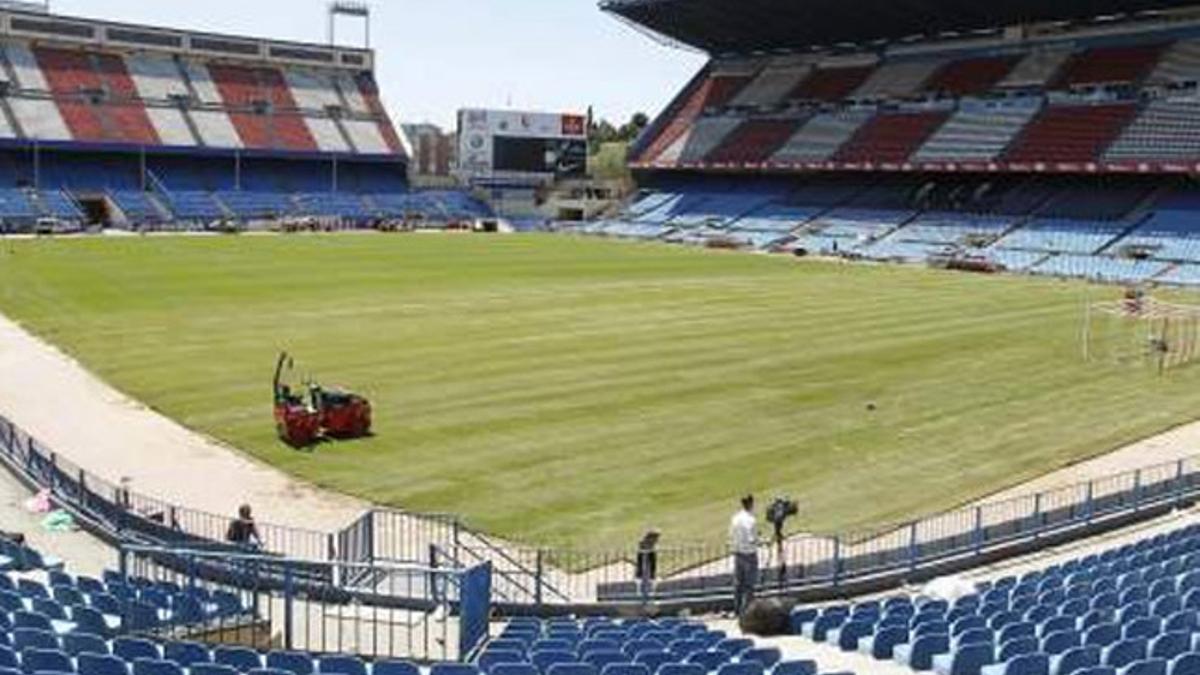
[116, 543, 491, 662]
[3, 411, 1200, 612]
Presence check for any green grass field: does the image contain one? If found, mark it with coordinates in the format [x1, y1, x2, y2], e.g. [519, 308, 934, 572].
[1, 233, 1198, 551]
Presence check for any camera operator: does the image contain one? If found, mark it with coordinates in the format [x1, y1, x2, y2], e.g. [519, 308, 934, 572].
[729, 494, 759, 616]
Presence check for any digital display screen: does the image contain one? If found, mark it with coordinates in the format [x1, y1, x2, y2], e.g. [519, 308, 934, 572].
[492, 137, 587, 177]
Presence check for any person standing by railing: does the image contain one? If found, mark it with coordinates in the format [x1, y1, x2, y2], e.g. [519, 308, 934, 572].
[226, 504, 262, 549]
[730, 494, 760, 616]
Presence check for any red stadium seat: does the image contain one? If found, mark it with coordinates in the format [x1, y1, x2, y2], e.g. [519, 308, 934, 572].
[832, 111, 950, 164]
[1004, 103, 1138, 164]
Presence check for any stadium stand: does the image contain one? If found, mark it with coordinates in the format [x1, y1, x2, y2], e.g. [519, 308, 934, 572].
[790, 522, 1200, 675]
[0, 7, 498, 231]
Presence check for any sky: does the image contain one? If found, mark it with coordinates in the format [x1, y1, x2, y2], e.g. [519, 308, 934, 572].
[50, 0, 707, 130]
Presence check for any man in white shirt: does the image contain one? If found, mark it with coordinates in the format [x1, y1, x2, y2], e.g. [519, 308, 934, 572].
[729, 494, 759, 616]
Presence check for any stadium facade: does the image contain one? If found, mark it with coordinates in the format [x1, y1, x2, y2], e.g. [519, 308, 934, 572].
[0, 6, 489, 231]
[594, 0, 1200, 287]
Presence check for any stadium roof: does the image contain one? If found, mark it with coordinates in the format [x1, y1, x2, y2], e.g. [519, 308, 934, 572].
[600, 0, 1200, 54]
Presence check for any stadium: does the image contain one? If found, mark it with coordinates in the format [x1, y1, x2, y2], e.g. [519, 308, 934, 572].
[8, 0, 1200, 674]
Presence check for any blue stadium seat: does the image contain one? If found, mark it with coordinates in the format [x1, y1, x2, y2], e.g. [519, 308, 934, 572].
[12, 631, 57, 653]
[214, 647, 261, 671]
[737, 649, 780, 668]
[67, 607, 112, 639]
[579, 642, 619, 659]
[623, 642, 664, 660]
[492, 665, 538, 675]
[267, 652, 315, 675]
[372, 661, 421, 675]
[534, 642, 574, 655]
[631, 652, 673, 673]
[769, 661, 816, 675]
[657, 665, 703, 675]
[581, 653, 625, 672]
[479, 651, 527, 673]
[533, 652, 575, 675]
[61, 633, 107, 657]
[599, 666, 646, 675]
[12, 613, 51, 634]
[191, 666, 237, 675]
[114, 639, 160, 663]
[546, 664, 597, 675]
[714, 663, 762, 675]
[686, 651, 731, 671]
[78, 654, 128, 675]
[248, 668, 294, 675]
[133, 658, 185, 675]
[1106, 639, 1150, 669]
[980, 653, 1049, 675]
[895, 634, 950, 670]
[1170, 654, 1200, 675]
[163, 642, 210, 668]
[20, 648, 72, 675]
[1151, 633, 1191, 661]
[713, 641, 752, 658]
[318, 657, 366, 675]
[17, 580, 48, 600]
[862, 627, 909, 659]
[1123, 660, 1168, 675]
[933, 642, 994, 675]
[429, 665, 480, 675]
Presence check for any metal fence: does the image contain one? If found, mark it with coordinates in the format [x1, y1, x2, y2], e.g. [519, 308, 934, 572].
[117, 544, 492, 663]
[4, 410, 1200, 612]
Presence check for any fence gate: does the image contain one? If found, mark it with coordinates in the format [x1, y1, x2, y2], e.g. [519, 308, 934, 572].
[336, 510, 375, 586]
[458, 562, 492, 662]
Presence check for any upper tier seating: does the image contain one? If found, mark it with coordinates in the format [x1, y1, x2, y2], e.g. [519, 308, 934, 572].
[0, 40, 400, 157]
[911, 101, 1041, 163]
[851, 59, 942, 99]
[832, 110, 950, 164]
[1003, 103, 1138, 164]
[790, 65, 875, 102]
[639, 75, 735, 164]
[1105, 97, 1200, 162]
[996, 48, 1074, 89]
[662, 116, 744, 164]
[770, 110, 873, 163]
[1053, 44, 1166, 88]
[924, 56, 1019, 97]
[699, 75, 753, 110]
[1147, 39, 1200, 84]
[706, 119, 804, 164]
[124, 54, 189, 100]
[729, 63, 812, 108]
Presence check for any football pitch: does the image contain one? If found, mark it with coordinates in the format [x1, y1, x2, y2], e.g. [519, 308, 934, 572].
[1, 233, 1199, 552]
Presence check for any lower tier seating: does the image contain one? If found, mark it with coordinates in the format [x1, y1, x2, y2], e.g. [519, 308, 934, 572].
[793, 523, 1200, 675]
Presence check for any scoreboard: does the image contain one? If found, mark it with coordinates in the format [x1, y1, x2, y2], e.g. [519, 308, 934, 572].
[457, 108, 588, 183]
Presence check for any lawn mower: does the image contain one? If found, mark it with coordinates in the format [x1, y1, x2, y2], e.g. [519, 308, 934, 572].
[273, 352, 372, 447]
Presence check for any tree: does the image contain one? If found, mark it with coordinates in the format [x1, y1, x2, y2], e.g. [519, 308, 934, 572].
[588, 112, 650, 152]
